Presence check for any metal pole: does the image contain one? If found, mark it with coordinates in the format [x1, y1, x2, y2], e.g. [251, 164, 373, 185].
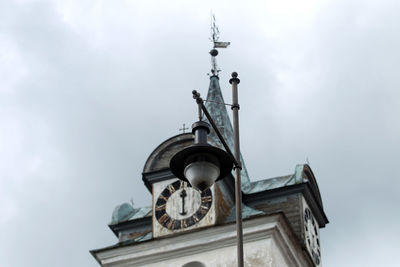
[229, 72, 244, 267]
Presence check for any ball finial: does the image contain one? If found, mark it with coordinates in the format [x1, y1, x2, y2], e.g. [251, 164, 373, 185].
[209, 49, 218, 57]
[229, 72, 240, 84]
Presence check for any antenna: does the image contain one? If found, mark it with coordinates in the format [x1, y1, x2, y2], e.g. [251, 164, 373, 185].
[209, 14, 230, 76]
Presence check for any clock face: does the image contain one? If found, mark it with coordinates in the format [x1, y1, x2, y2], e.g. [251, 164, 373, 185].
[155, 180, 212, 230]
[304, 207, 321, 265]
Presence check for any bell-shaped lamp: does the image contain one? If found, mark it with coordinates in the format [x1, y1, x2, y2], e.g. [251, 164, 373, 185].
[183, 153, 220, 191]
[170, 121, 234, 191]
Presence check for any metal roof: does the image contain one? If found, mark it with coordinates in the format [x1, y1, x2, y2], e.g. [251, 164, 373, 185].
[110, 205, 151, 225]
[205, 75, 252, 192]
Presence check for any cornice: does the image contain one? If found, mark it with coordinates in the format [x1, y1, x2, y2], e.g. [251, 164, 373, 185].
[94, 214, 311, 267]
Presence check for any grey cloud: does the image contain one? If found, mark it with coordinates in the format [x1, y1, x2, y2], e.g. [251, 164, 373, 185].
[0, 0, 399, 267]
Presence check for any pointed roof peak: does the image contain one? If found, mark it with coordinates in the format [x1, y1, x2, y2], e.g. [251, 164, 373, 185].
[204, 15, 251, 191]
[206, 74, 223, 102]
[205, 74, 252, 192]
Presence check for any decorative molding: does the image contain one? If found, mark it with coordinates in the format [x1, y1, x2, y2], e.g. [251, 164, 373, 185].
[95, 214, 312, 267]
[109, 216, 152, 238]
[142, 169, 175, 191]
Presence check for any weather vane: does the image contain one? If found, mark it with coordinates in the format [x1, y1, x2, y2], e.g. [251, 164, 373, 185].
[209, 14, 230, 76]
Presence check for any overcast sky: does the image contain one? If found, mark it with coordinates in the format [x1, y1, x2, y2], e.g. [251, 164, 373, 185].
[1, 0, 399, 266]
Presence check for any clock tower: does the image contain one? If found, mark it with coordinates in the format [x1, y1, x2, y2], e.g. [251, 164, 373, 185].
[90, 21, 329, 266]
[90, 72, 329, 266]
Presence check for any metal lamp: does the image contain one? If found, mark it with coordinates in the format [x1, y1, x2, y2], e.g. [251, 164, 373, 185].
[170, 72, 244, 267]
[170, 121, 234, 191]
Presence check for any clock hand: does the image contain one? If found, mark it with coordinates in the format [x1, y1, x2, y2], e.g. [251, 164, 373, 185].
[180, 189, 187, 215]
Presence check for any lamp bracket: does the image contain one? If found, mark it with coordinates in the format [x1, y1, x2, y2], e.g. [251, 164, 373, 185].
[191, 91, 240, 168]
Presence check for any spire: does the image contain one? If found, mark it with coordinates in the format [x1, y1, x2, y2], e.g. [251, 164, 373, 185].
[204, 14, 251, 192]
[205, 75, 252, 192]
